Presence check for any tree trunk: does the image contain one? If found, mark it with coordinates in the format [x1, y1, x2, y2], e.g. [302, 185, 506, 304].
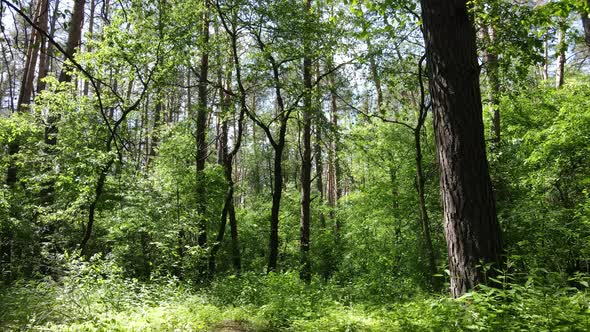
[36, 0, 51, 93]
[209, 59, 243, 275]
[582, 0, 590, 51]
[327, 59, 341, 231]
[80, 158, 114, 255]
[542, 36, 549, 80]
[315, 112, 325, 228]
[7, 0, 48, 186]
[43, 0, 86, 207]
[555, 22, 566, 89]
[16, 0, 43, 112]
[298, 0, 313, 283]
[414, 127, 437, 289]
[195, 0, 210, 265]
[420, 0, 503, 298]
[148, 92, 162, 165]
[268, 143, 284, 272]
[58, 0, 86, 83]
[83, 0, 95, 96]
[483, 26, 500, 145]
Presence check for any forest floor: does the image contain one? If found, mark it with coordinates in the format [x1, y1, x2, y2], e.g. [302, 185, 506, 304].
[0, 268, 589, 331]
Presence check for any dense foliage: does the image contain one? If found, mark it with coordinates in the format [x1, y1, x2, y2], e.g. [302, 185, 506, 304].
[1, 0, 589, 330]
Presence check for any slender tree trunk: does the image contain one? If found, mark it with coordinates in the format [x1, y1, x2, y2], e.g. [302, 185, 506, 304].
[195, 0, 210, 265]
[315, 113, 325, 227]
[420, 0, 503, 298]
[6, 0, 48, 186]
[16, 0, 43, 112]
[58, 0, 86, 83]
[83, 0, 95, 96]
[42, 0, 86, 207]
[555, 22, 566, 89]
[209, 60, 243, 274]
[483, 26, 500, 145]
[542, 36, 549, 80]
[80, 158, 114, 254]
[299, 0, 313, 283]
[582, 0, 590, 51]
[148, 91, 162, 165]
[367, 38, 383, 115]
[36, 0, 50, 92]
[269, 144, 284, 272]
[414, 127, 437, 289]
[327, 59, 341, 231]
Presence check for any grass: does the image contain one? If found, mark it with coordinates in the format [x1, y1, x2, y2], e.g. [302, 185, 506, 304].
[0, 257, 589, 331]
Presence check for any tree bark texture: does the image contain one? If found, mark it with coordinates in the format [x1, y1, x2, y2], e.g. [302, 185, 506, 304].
[420, 0, 503, 298]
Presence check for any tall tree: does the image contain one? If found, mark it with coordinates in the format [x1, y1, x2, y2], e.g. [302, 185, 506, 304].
[58, 0, 86, 83]
[420, 0, 503, 298]
[581, 0, 590, 50]
[6, 0, 48, 186]
[208, 16, 245, 273]
[482, 25, 501, 145]
[195, 0, 210, 268]
[299, 0, 313, 283]
[555, 19, 566, 89]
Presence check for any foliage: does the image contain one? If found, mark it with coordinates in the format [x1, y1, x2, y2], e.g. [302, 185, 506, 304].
[1, 256, 588, 331]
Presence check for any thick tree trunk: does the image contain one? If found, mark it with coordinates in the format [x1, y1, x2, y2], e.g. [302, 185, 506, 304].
[420, 0, 503, 298]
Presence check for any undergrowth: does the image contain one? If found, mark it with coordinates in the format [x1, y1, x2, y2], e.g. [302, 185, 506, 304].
[0, 254, 588, 331]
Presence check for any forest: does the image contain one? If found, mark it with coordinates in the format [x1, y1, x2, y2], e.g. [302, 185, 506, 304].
[0, 0, 589, 330]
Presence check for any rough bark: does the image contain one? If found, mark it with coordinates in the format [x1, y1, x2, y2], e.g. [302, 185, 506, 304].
[420, 0, 503, 298]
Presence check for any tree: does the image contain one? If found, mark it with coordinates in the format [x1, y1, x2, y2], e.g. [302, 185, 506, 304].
[195, 0, 210, 271]
[420, 0, 503, 297]
[299, 0, 313, 283]
[583, 0, 590, 50]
